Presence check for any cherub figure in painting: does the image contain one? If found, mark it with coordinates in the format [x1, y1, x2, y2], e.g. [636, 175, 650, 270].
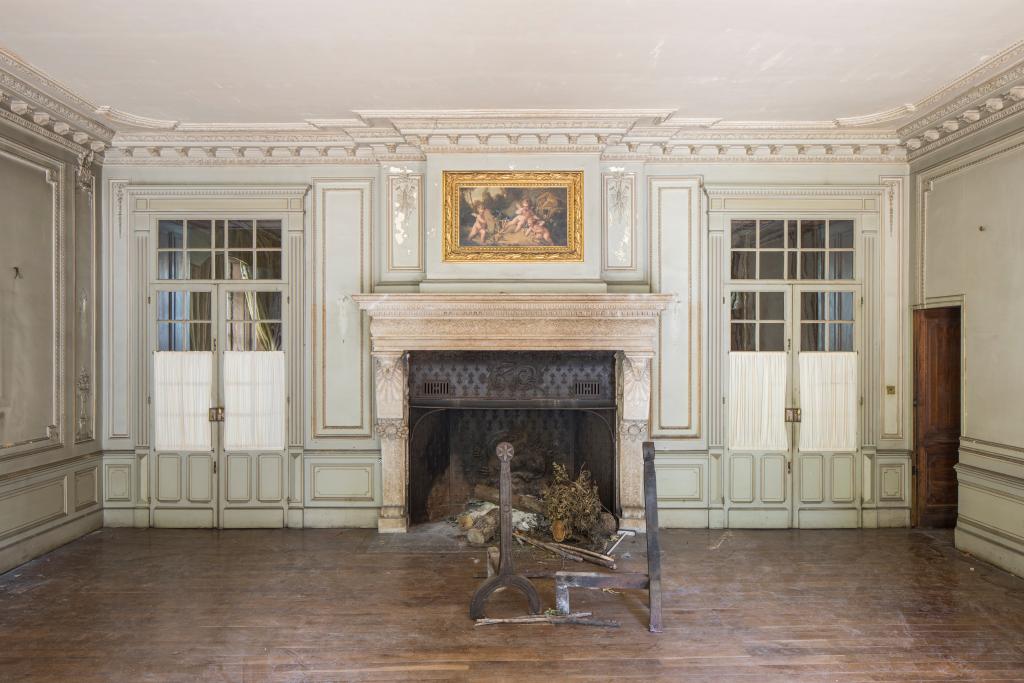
[503, 198, 537, 234]
[468, 200, 498, 244]
[526, 217, 554, 246]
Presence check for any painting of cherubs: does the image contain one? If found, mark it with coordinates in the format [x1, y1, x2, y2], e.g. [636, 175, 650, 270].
[442, 171, 583, 262]
[460, 187, 567, 248]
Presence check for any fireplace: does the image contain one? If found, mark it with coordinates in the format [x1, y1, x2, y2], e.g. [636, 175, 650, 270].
[353, 293, 673, 533]
[406, 351, 616, 523]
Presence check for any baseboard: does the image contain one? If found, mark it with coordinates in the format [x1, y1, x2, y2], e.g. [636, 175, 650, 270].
[659, 508, 710, 528]
[302, 507, 379, 528]
[876, 508, 911, 527]
[956, 517, 1024, 578]
[103, 507, 149, 527]
[0, 510, 101, 575]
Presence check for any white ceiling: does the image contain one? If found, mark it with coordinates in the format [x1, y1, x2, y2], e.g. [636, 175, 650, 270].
[1, 0, 1023, 126]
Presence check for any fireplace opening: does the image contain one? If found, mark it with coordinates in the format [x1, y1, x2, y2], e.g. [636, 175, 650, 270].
[406, 351, 617, 525]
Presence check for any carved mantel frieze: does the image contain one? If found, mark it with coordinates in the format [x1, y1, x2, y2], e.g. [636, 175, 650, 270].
[353, 293, 674, 355]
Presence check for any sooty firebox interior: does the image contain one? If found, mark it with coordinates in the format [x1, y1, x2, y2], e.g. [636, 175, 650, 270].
[407, 351, 617, 524]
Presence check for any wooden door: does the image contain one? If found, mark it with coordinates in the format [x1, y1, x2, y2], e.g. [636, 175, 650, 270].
[913, 307, 961, 528]
[723, 286, 794, 529]
[792, 286, 861, 528]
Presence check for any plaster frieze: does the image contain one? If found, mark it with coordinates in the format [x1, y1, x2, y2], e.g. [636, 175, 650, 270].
[706, 185, 886, 200]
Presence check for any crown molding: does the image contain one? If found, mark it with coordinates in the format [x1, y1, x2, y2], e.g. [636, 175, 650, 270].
[102, 110, 906, 165]
[900, 65, 1024, 160]
[5, 37, 1024, 166]
[908, 40, 1024, 123]
[94, 106, 178, 130]
[0, 48, 113, 154]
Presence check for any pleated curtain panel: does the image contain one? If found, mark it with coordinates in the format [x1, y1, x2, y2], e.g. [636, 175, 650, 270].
[728, 351, 789, 451]
[153, 351, 213, 451]
[798, 352, 858, 452]
[222, 351, 286, 451]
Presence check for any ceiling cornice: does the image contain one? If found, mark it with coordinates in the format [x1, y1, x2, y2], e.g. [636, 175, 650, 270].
[3, 40, 1024, 166]
[0, 47, 113, 155]
[898, 47, 1024, 160]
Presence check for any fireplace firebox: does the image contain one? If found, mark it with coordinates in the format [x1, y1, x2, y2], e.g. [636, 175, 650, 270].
[407, 351, 616, 524]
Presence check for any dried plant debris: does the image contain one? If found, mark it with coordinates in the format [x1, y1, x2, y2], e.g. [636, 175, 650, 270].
[541, 463, 608, 547]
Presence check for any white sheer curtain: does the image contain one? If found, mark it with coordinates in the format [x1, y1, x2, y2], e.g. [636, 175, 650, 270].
[223, 351, 285, 451]
[154, 352, 213, 451]
[728, 352, 789, 451]
[798, 352, 858, 451]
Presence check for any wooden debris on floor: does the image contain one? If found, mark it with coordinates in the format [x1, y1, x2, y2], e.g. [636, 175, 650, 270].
[475, 610, 620, 628]
[466, 508, 499, 545]
[512, 531, 617, 569]
[472, 484, 544, 514]
[603, 529, 635, 556]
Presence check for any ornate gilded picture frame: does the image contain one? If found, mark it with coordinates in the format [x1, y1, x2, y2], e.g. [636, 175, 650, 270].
[442, 170, 583, 262]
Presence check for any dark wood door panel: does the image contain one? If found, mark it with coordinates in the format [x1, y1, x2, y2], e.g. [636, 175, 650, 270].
[913, 307, 961, 529]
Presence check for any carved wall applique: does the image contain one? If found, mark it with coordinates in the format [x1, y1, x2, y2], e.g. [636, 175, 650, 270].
[373, 353, 407, 419]
[621, 354, 652, 422]
[388, 172, 423, 272]
[75, 369, 92, 441]
[75, 151, 95, 194]
[604, 170, 635, 269]
[620, 419, 649, 442]
[375, 418, 409, 441]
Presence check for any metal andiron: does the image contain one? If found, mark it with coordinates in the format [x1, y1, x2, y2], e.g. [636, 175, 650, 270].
[468, 442, 541, 619]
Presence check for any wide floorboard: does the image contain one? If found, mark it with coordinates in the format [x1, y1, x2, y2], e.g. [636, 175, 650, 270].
[2, 527, 1024, 682]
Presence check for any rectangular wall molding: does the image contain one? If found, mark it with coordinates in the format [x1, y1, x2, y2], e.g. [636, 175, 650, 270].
[310, 178, 374, 440]
[649, 176, 703, 440]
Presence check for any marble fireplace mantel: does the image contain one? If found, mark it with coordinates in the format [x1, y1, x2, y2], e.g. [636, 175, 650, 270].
[352, 293, 674, 533]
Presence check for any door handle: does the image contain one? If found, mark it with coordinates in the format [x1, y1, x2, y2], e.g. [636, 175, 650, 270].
[785, 408, 802, 423]
[208, 406, 225, 422]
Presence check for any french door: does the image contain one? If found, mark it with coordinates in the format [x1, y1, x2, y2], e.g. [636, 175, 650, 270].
[150, 283, 288, 528]
[724, 284, 862, 528]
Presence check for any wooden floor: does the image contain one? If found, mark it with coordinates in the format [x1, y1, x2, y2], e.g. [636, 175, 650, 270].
[2, 527, 1024, 682]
